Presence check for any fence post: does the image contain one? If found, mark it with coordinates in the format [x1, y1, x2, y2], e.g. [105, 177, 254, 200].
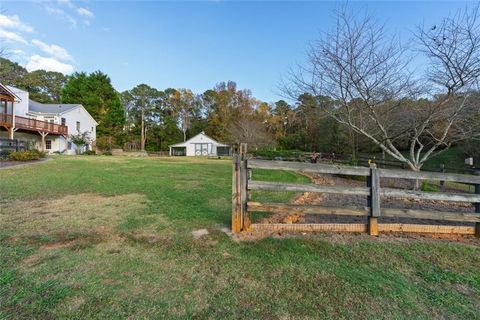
[232, 152, 242, 233]
[474, 170, 480, 238]
[440, 164, 445, 188]
[240, 143, 250, 230]
[367, 163, 380, 236]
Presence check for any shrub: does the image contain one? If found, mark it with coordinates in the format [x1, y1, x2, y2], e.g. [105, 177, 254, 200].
[8, 150, 44, 161]
[82, 150, 96, 155]
[29, 149, 47, 158]
[102, 151, 112, 156]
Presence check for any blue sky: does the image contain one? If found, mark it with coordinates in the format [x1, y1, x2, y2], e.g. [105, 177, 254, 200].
[0, 0, 472, 102]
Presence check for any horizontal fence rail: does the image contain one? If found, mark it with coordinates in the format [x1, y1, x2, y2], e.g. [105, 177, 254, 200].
[233, 144, 480, 237]
[248, 159, 371, 176]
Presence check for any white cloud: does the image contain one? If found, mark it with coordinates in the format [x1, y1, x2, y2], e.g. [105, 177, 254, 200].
[46, 7, 64, 15]
[46, 6, 77, 29]
[77, 7, 94, 18]
[26, 55, 74, 74]
[31, 39, 73, 62]
[0, 14, 34, 33]
[0, 29, 28, 45]
[57, 0, 75, 9]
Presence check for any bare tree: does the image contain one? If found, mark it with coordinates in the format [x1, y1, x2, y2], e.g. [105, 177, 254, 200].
[228, 117, 276, 150]
[285, 6, 480, 171]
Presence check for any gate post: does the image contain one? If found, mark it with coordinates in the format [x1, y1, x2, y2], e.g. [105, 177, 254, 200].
[232, 152, 242, 233]
[474, 170, 480, 238]
[240, 143, 250, 231]
[232, 143, 249, 233]
[367, 163, 380, 236]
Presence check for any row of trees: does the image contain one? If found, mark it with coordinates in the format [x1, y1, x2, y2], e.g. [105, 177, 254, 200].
[1, 4, 479, 171]
[0, 59, 350, 153]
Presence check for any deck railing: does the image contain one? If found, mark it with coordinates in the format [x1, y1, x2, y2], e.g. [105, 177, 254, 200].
[0, 113, 13, 127]
[13, 115, 68, 135]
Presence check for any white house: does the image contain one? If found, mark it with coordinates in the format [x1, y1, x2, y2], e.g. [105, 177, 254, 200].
[0, 83, 98, 154]
[169, 132, 231, 156]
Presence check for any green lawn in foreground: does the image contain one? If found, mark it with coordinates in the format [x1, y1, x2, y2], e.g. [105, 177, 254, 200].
[0, 156, 479, 319]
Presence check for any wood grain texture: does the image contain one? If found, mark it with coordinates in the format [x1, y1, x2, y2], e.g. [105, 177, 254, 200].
[251, 223, 368, 233]
[248, 180, 370, 195]
[378, 168, 480, 185]
[248, 159, 371, 176]
[378, 224, 475, 234]
[250, 223, 475, 234]
[247, 202, 369, 216]
[380, 188, 480, 203]
[381, 208, 480, 222]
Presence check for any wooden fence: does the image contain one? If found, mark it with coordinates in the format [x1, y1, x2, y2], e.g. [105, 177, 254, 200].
[232, 144, 480, 236]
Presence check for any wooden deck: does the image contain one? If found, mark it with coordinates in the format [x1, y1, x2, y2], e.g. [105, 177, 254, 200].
[0, 113, 68, 135]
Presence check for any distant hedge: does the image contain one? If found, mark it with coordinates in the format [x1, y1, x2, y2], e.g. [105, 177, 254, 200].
[8, 150, 46, 161]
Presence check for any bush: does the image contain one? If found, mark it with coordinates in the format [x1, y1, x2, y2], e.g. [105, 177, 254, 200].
[102, 151, 112, 156]
[82, 150, 96, 155]
[8, 150, 46, 161]
[30, 149, 47, 158]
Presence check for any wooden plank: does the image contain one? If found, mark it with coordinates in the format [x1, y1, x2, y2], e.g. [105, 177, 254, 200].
[248, 159, 371, 176]
[231, 154, 242, 233]
[381, 208, 480, 222]
[247, 201, 369, 216]
[378, 224, 475, 235]
[240, 144, 249, 231]
[370, 164, 381, 217]
[250, 223, 475, 235]
[475, 179, 480, 238]
[368, 217, 379, 236]
[251, 223, 368, 233]
[379, 168, 480, 185]
[381, 188, 480, 203]
[247, 202, 480, 223]
[249, 180, 370, 195]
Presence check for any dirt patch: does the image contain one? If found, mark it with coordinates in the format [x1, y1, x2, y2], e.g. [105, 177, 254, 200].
[192, 229, 209, 239]
[1, 193, 149, 243]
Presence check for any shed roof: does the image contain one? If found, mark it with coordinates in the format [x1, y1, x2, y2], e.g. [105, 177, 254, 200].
[169, 131, 229, 147]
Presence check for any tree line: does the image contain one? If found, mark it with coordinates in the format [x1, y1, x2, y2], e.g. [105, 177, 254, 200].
[0, 58, 353, 153]
[1, 4, 479, 170]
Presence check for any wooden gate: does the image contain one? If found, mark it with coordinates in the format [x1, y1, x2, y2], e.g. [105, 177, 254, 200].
[232, 144, 480, 236]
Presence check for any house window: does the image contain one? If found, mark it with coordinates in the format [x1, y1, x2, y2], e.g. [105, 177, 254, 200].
[49, 119, 54, 123]
[61, 118, 66, 126]
[91, 126, 94, 133]
[46, 140, 52, 150]
[76, 121, 80, 132]
[67, 142, 72, 150]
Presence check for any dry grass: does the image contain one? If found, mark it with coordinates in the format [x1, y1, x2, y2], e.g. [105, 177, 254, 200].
[0, 156, 479, 319]
[1, 193, 148, 238]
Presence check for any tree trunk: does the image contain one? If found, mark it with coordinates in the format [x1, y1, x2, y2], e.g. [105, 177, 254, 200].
[409, 166, 421, 190]
[141, 97, 145, 151]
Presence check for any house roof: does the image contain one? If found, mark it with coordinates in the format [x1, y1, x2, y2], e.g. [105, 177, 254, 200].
[169, 131, 229, 147]
[28, 100, 99, 125]
[29, 100, 81, 114]
[0, 83, 21, 101]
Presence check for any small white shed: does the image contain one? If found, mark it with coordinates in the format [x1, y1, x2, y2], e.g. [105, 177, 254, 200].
[169, 132, 231, 156]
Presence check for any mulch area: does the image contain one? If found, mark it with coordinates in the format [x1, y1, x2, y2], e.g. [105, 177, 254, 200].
[260, 172, 476, 227]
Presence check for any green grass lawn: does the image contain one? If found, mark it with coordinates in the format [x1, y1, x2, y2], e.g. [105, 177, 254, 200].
[1, 156, 479, 319]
